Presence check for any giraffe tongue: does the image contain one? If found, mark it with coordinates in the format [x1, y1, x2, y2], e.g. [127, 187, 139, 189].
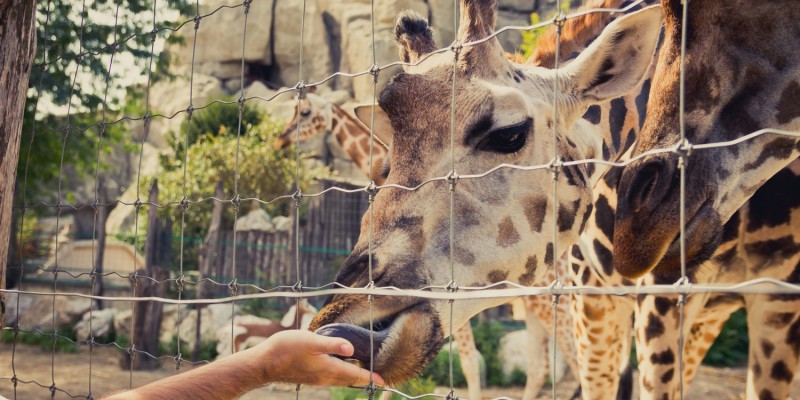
[315, 323, 390, 365]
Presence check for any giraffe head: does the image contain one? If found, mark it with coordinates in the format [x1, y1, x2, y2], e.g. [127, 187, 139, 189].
[274, 88, 333, 150]
[310, 0, 662, 384]
[612, 0, 800, 279]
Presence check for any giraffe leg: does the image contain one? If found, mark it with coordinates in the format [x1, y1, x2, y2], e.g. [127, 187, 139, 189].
[679, 298, 741, 392]
[634, 293, 739, 400]
[743, 293, 800, 400]
[571, 293, 633, 400]
[634, 294, 691, 400]
[453, 322, 482, 400]
[522, 302, 550, 400]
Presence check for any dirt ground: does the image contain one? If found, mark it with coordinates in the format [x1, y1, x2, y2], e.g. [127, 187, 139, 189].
[2, 343, 798, 399]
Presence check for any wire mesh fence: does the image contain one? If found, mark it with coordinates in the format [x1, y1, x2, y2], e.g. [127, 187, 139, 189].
[2, 0, 799, 399]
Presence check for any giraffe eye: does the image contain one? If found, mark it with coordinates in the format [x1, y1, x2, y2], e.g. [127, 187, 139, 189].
[478, 118, 531, 154]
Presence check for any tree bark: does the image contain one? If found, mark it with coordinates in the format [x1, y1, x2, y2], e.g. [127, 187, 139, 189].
[0, 0, 37, 331]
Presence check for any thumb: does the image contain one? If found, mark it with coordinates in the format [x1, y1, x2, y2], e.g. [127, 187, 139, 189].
[316, 335, 355, 357]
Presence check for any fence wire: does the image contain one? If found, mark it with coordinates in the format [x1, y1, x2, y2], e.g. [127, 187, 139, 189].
[2, 0, 800, 399]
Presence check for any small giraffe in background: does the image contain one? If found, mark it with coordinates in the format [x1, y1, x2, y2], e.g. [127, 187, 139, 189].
[276, 90, 579, 400]
[274, 88, 389, 185]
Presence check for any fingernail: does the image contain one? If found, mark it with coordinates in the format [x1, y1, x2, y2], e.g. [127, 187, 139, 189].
[339, 343, 349, 353]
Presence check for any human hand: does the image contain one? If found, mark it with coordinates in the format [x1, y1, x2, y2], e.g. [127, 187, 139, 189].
[254, 329, 385, 387]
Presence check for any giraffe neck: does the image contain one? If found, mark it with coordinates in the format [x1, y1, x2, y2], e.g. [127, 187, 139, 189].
[329, 105, 388, 184]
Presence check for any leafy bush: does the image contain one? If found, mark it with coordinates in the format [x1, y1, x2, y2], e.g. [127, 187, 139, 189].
[158, 334, 218, 362]
[704, 309, 749, 366]
[421, 344, 467, 387]
[2, 327, 79, 353]
[472, 321, 509, 386]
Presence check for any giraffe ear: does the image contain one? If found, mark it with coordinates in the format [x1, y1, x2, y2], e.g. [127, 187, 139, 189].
[394, 10, 437, 67]
[563, 5, 663, 103]
[354, 104, 393, 147]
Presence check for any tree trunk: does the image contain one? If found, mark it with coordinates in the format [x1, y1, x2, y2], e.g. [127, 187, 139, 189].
[0, 0, 37, 332]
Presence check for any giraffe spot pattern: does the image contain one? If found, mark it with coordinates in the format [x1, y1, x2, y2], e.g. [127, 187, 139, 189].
[775, 80, 800, 124]
[761, 340, 775, 359]
[770, 360, 794, 383]
[650, 348, 675, 365]
[522, 195, 547, 232]
[518, 256, 538, 286]
[653, 297, 672, 316]
[557, 199, 581, 232]
[487, 269, 508, 283]
[644, 312, 665, 342]
[660, 368, 674, 384]
[496, 216, 521, 248]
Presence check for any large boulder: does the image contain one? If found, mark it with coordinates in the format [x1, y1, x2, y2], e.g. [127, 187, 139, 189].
[272, 0, 333, 85]
[181, 0, 274, 66]
[74, 308, 117, 340]
[7, 293, 91, 330]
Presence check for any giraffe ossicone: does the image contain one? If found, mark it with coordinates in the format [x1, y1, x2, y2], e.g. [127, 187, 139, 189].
[309, 0, 663, 385]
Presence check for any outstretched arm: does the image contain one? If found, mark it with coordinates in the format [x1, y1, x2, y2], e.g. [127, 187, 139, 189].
[105, 330, 384, 400]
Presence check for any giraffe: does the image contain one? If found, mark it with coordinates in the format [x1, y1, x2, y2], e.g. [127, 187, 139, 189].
[523, 1, 800, 397]
[566, 159, 800, 400]
[309, 0, 664, 386]
[276, 91, 579, 400]
[611, 0, 800, 279]
[274, 89, 390, 185]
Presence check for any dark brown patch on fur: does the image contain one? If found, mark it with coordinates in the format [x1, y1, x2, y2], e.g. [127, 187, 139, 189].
[761, 340, 775, 359]
[645, 312, 665, 342]
[765, 312, 795, 328]
[557, 199, 581, 232]
[487, 269, 509, 283]
[660, 368, 674, 384]
[593, 238, 614, 276]
[654, 297, 672, 316]
[523, 195, 548, 232]
[770, 361, 794, 383]
[594, 194, 615, 240]
[497, 216, 521, 247]
[744, 137, 798, 171]
[759, 389, 776, 400]
[776, 81, 800, 124]
[518, 256, 538, 286]
[650, 348, 675, 365]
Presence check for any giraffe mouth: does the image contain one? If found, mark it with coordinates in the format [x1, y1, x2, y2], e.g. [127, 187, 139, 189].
[310, 300, 444, 385]
[656, 196, 721, 277]
[314, 314, 398, 365]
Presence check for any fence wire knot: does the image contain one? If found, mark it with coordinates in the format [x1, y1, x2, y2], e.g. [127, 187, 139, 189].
[129, 271, 140, 288]
[548, 278, 564, 297]
[294, 81, 308, 100]
[547, 157, 563, 179]
[193, 14, 201, 30]
[49, 383, 57, 396]
[446, 170, 459, 192]
[450, 41, 462, 59]
[243, 0, 252, 14]
[369, 64, 380, 82]
[446, 389, 459, 400]
[366, 181, 379, 201]
[231, 194, 241, 211]
[228, 279, 239, 296]
[174, 352, 183, 370]
[176, 274, 185, 292]
[291, 280, 304, 292]
[291, 189, 303, 204]
[553, 12, 567, 29]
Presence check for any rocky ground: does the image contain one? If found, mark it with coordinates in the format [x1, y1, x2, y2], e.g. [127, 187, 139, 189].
[2, 343, 798, 399]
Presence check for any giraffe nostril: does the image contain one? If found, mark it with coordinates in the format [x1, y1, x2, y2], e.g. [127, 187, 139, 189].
[300, 109, 311, 117]
[627, 161, 663, 212]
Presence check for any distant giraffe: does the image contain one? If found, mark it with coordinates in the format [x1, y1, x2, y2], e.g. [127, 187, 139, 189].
[277, 91, 577, 400]
[274, 91, 389, 185]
